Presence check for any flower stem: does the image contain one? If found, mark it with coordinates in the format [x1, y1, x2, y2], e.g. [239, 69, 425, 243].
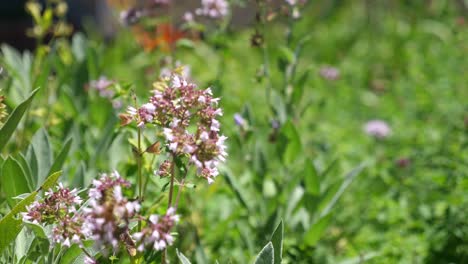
[136, 128, 143, 233]
[167, 153, 176, 208]
[137, 128, 143, 201]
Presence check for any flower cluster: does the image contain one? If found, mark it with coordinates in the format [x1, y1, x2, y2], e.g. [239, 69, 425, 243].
[87, 76, 122, 109]
[195, 0, 229, 19]
[22, 183, 85, 247]
[133, 207, 179, 252]
[22, 171, 181, 261]
[364, 120, 392, 139]
[124, 72, 228, 184]
[82, 171, 141, 251]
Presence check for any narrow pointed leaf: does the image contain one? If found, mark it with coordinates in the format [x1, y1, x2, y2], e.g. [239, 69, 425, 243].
[47, 138, 73, 176]
[0, 88, 39, 151]
[176, 249, 192, 264]
[318, 163, 365, 217]
[304, 160, 320, 196]
[15, 153, 34, 192]
[1, 157, 31, 206]
[254, 242, 274, 264]
[303, 213, 332, 247]
[31, 128, 53, 187]
[270, 220, 283, 264]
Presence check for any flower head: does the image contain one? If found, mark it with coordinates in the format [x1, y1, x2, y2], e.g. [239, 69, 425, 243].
[22, 183, 85, 247]
[123, 72, 228, 184]
[196, 0, 229, 19]
[82, 171, 140, 252]
[87, 76, 122, 109]
[233, 113, 246, 127]
[364, 120, 391, 139]
[133, 207, 179, 252]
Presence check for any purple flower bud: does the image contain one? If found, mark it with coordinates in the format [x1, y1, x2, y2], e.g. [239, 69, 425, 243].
[270, 119, 280, 130]
[363, 120, 391, 139]
[233, 113, 246, 127]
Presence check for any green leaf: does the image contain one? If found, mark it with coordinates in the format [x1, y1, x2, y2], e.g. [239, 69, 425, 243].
[25, 145, 39, 188]
[270, 221, 283, 264]
[285, 186, 305, 221]
[176, 249, 192, 264]
[0, 45, 33, 101]
[176, 39, 195, 49]
[278, 46, 295, 64]
[15, 153, 34, 192]
[291, 69, 309, 106]
[318, 163, 366, 217]
[221, 167, 250, 211]
[59, 244, 83, 264]
[304, 160, 320, 196]
[254, 242, 274, 264]
[41, 171, 62, 191]
[0, 171, 61, 253]
[303, 213, 332, 247]
[24, 222, 48, 239]
[337, 252, 380, 264]
[271, 91, 287, 124]
[279, 120, 302, 165]
[15, 228, 34, 262]
[47, 138, 73, 176]
[0, 89, 39, 152]
[0, 190, 38, 253]
[1, 157, 31, 207]
[60, 241, 94, 264]
[31, 128, 53, 188]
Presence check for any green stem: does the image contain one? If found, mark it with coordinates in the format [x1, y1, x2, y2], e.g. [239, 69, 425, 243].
[143, 154, 156, 196]
[137, 128, 143, 201]
[167, 153, 176, 208]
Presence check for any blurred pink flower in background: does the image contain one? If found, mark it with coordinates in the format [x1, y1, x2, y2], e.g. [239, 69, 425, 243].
[319, 66, 340, 81]
[196, 0, 229, 19]
[364, 120, 391, 139]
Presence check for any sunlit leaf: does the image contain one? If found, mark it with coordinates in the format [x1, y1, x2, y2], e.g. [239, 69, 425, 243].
[1, 157, 31, 207]
[270, 220, 283, 264]
[303, 213, 332, 247]
[254, 242, 274, 264]
[318, 163, 366, 217]
[176, 248, 192, 264]
[0, 89, 39, 152]
[30, 128, 53, 187]
[304, 159, 320, 196]
[47, 138, 73, 176]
